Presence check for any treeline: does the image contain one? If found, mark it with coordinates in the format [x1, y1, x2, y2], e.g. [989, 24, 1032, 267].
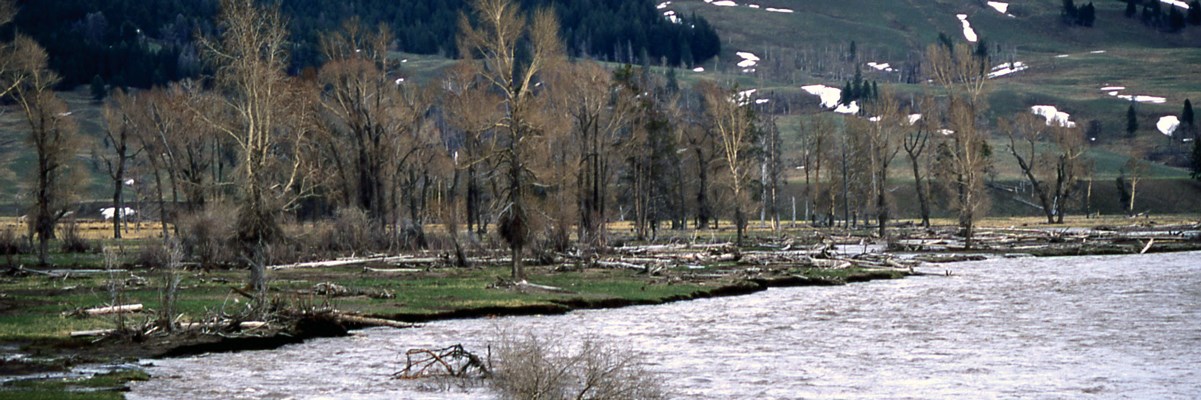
[1122, 0, 1201, 32]
[9, 0, 720, 89]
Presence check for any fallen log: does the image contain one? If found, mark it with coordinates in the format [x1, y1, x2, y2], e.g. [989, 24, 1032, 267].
[363, 267, 423, 273]
[81, 304, 143, 316]
[336, 314, 419, 329]
[70, 329, 116, 337]
[239, 321, 267, 330]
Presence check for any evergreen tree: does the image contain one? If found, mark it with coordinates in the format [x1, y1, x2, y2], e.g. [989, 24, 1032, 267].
[840, 81, 854, 106]
[1182, 99, 1196, 138]
[90, 74, 107, 101]
[1063, 0, 1078, 23]
[1169, 6, 1186, 31]
[1079, 3, 1096, 27]
[1191, 1, 1201, 25]
[1126, 0, 1137, 18]
[1126, 102, 1139, 138]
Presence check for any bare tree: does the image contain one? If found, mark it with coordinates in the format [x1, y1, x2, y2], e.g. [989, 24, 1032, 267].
[926, 43, 992, 248]
[98, 91, 141, 239]
[11, 46, 81, 265]
[547, 62, 632, 248]
[457, 0, 564, 279]
[903, 98, 935, 227]
[316, 19, 426, 230]
[1120, 156, 1148, 214]
[1002, 113, 1089, 223]
[700, 82, 757, 245]
[198, 0, 315, 299]
[861, 86, 903, 237]
[799, 114, 835, 226]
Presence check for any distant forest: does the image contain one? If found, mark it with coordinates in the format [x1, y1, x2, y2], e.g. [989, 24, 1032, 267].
[9, 0, 721, 89]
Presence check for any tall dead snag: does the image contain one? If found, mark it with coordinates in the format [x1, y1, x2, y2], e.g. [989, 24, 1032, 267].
[458, 0, 564, 279]
[903, 97, 934, 227]
[199, 0, 314, 300]
[1002, 113, 1089, 223]
[11, 47, 81, 265]
[700, 82, 757, 245]
[927, 43, 992, 248]
[861, 85, 903, 237]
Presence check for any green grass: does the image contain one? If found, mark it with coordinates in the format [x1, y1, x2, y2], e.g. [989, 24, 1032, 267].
[0, 370, 149, 400]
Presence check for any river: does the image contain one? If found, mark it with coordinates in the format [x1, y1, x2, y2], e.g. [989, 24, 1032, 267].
[129, 252, 1201, 399]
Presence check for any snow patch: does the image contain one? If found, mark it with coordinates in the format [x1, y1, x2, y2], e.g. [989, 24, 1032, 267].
[100, 207, 136, 221]
[1158, 116, 1181, 135]
[1099, 86, 1126, 91]
[1090, 50, 1106, 54]
[656, 1, 671, 9]
[736, 52, 759, 69]
[711, 0, 738, 6]
[1055, 54, 1069, 58]
[867, 62, 893, 72]
[692, 67, 705, 72]
[765, 8, 794, 13]
[987, 2, 1009, 14]
[988, 61, 1027, 79]
[834, 101, 860, 115]
[1117, 94, 1167, 104]
[1160, 0, 1191, 9]
[801, 85, 843, 108]
[749, 4, 760, 9]
[1031, 105, 1076, 128]
[755, 98, 770, 105]
[908, 114, 923, 125]
[957, 14, 978, 43]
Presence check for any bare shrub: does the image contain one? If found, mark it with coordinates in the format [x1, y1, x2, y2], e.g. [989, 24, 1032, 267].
[0, 228, 29, 266]
[157, 240, 184, 331]
[178, 206, 236, 267]
[59, 219, 96, 253]
[329, 207, 378, 253]
[490, 333, 667, 400]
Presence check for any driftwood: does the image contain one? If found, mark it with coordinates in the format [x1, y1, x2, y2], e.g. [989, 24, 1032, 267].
[394, 344, 490, 379]
[70, 329, 117, 337]
[71, 304, 143, 317]
[239, 321, 267, 330]
[335, 314, 419, 329]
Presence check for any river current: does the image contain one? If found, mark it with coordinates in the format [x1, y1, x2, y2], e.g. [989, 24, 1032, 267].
[129, 252, 1201, 399]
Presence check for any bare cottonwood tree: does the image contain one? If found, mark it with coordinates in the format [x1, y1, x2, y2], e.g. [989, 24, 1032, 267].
[700, 82, 757, 245]
[927, 42, 992, 248]
[199, 0, 315, 298]
[902, 97, 935, 227]
[1120, 156, 1148, 214]
[458, 0, 564, 279]
[547, 62, 632, 248]
[11, 47, 81, 265]
[98, 91, 141, 239]
[1002, 113, 1089, 223]
[316, 19, 426, 230]
[860, 86, 903, 237]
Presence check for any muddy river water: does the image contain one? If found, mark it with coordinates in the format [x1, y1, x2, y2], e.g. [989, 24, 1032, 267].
[130, 252, 1201, 399]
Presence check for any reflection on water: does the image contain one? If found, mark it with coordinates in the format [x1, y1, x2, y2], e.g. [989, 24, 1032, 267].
[130, 252, 1201, 399]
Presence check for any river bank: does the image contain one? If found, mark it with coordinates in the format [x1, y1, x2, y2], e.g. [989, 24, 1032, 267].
[2, 220, 1198, 397]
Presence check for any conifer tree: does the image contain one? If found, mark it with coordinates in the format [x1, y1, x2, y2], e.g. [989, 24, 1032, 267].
[1126, 0, 1137, 18]
[1126, 102, 1139, 138]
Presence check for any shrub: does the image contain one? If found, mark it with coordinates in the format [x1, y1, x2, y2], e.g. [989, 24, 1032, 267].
[490, 333, 667, 400]
[178, 206, 237, 268]
[0, 228, 29, 266]
[59, 219, 96, 253]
